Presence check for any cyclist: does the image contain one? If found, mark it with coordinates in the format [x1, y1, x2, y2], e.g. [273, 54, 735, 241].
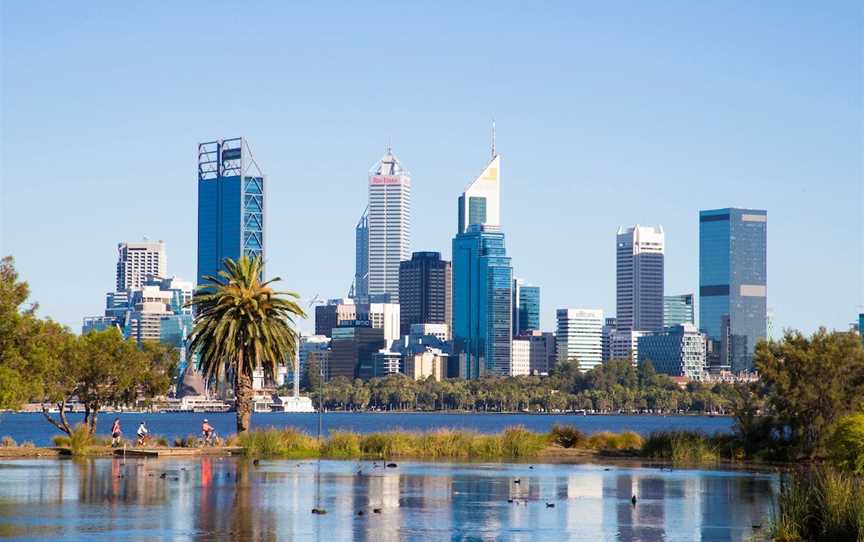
[201, 419, 215, 445]
[136, 421, 150, 446]
[110, 418, 122, 447]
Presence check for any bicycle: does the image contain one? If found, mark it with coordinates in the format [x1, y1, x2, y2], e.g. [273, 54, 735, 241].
[197, 431, 219, 447]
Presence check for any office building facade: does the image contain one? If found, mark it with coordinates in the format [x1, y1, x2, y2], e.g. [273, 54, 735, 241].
[116, 240, 167, 291]
[398, 252, 452, 337]
[699, 208, 767, 372]
[638, 323, 707, 379]
[610, 329, 646, 366]
[664, 294, 695, 328]
[616, 225, 664, 332]
[512, 278, 540, 336]
[556, 309, 603, 372]
[197, 138, 264, 286]
[354, 207, 369, 300]
[328, 327, 386, 380]
[510, 338, 531, 376]
[601, 317, 617, 361]
[452, 149, 512, 378]
[367, 149, 410, 303]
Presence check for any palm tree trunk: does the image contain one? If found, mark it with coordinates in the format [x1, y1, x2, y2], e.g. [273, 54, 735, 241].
[236, 370, 254, 434]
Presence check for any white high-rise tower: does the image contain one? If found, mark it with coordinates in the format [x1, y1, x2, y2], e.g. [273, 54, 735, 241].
[116, 240, 167, 291]
[367, 148, 410, 303]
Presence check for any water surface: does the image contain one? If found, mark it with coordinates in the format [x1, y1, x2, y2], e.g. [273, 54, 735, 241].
[0, 412, 734, 446]
[0, 457, 776, 541]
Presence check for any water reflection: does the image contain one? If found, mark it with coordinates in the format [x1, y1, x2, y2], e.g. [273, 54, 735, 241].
[0, 459, 777, 541]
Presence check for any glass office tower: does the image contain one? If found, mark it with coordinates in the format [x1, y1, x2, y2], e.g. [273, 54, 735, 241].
[664, 294, 695, 328]
[513, 278, 540, 335]
[452, 147, 512, 378]
[699, 208, 767, 372]
[197, 138, 265, 286]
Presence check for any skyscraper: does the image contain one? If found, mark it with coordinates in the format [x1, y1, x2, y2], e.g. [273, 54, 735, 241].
[398, 252, 452, 337]
[116, 240, 167, 291]
[616, 225, 665, 332]
[556, 308, 603, 372]
[699, 208, 767, 372]
[354, 207, 369, 300]
[664, 294, 695, 328]
[512, 278, 540, 336]
[452, 144, 512, 378]
[197, 138, 264, 286]
[367, 148, 410, 303]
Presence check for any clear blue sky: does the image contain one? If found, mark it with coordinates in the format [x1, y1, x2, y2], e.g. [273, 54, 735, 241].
[1, 1, 861, 335]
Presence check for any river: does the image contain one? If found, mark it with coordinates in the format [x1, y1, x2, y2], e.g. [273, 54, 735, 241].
[0, 412, 735, 446]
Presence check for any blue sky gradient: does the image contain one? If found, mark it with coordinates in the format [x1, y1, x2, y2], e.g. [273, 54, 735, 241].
[1, 1, 861, 334]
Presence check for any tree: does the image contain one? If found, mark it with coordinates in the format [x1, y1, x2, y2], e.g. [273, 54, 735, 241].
[755, 329, 864, 458]
[186, 255, 305, 433]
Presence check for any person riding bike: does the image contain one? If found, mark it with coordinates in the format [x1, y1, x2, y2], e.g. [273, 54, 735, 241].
[111, 418, 122, 447]
[136, 421, 150, 446]
[201, 419, 216, 445]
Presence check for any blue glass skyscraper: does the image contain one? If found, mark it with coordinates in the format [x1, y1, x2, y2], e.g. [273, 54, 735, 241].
[452, 146, 513, 378]
[513, 279, 540, 335]
[699, 208, 767, 372]
[197, 138, 265, 286]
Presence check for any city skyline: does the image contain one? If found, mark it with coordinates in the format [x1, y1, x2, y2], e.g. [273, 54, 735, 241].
[2, 2, 860, 336]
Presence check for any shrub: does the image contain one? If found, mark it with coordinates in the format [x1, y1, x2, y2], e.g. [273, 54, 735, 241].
[617, 431, 644, 450]
[52, 435, 71, 447]
[827, 413, 864, 475]
[155, 436, 169, 447]
[68, 424, 92, 456]
[1, 436, 16, 448]
[19, 441, 34, 448]
[501, 426, 546, 458]
[587, 431, 617, 450]
[550, 425, 586, 448]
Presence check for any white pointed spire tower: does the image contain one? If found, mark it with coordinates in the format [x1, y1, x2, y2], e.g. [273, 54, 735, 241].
[366, 146, 411, 303]
[458, 122, 501, 234]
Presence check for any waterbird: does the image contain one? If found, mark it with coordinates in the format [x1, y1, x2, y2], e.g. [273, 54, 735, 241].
[373, 508, 382, 514]
[386, 463, 398, 468]
[507, 498, 514, 503]
[513, 479, 521, 484]
[311, 508, 327, 515]
[357, 510, 365, 516]
[631, 495, 637, 506]
[545, 502, 555, 508]
[159, 473, 167, 479]
[253, 459, 260, 466]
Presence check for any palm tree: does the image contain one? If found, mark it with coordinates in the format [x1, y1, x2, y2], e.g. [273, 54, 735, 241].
[186, 255, 305, 433]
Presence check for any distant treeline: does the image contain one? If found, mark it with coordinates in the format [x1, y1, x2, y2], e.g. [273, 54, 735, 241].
[288, 358, 737, 414]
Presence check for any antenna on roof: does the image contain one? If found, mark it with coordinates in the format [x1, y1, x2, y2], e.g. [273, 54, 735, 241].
[491, 119, 496, 158]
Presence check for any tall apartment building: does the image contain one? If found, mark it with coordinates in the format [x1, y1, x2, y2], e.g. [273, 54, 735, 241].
[699, 208, 767, 372]
[116, 240, 167, 291]
[452, 147, 512, 378]
[664, 294, 695, 328]
[510, 338, 531, 376]
[512, 278, 540, 336]
[367, 148, 410, 303]
[616, 225, 664, 332]
[197, 138, 264, 286]
[601, 317, 617, 361]
[556, 309, 603, 372]
[398, 252, 452, 337]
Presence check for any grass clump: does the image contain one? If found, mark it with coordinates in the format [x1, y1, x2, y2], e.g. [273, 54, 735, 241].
[585, 430, 644, 451]
[501, 426, 546, 458]
[239, 427, 320, 458]
[321, 431, 361, 458]
[550, 425, 586, 448]
[67, 425, 93, 456]
[641, 431, 720, 463]
[771, 467, 864, 542]
[418, 429, 475, 459]
[1, 436, 16, 448]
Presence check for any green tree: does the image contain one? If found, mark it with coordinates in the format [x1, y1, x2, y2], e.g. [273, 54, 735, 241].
[755, 329, 864, 458]
[186, 255, 305, 433]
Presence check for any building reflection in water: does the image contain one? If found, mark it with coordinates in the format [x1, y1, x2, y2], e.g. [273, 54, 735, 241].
[0, 458, 777, 541]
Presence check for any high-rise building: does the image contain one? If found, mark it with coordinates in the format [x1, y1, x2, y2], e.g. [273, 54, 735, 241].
[354, 207, 369, 300]
[452, 147, 512, 378]
[859, 313, 864, 345]
[664, 294, 695, 328]
[315, 299, 357, 337]
[116, 240, 167, 291]
[616, 225, 664, 332]
[197, 138, 265, 287]
[512, 279, 540, 336]
[367, 148, 410, 303]
[699, 208, 767, 372]
[399, 252, 452, 337]
[314, 298, 399, 343]
[328, 327, 386, 380]
[515, 330, 557, 375]
[556, 309, 603, 372]
[638, 323, 707, 380]
[610, 330, 647, 366]
[601, 317, 617, 361]
[510, 338, 531, 376]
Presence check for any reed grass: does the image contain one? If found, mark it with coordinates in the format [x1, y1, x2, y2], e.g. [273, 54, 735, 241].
[1, 436, 16, 447]
[771, 467, 864, 542]
[641, 431, 721, 463]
